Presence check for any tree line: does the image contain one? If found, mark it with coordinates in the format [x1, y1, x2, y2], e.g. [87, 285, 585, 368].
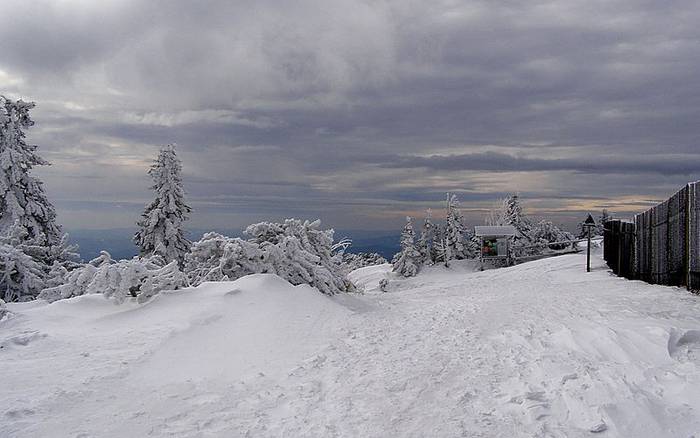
[0, 97, 610, 305]
[0, 98, 359, 304]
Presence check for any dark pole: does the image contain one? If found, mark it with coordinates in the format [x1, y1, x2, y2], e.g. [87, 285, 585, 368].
[587, 226, 591, 272]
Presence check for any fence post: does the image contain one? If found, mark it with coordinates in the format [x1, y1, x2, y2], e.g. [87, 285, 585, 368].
[587, 227, 592, 272]
[687, 184, 692, 290]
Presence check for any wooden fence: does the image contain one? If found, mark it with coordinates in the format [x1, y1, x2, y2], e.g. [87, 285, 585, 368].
[604, 181, 700, 291]
[603, 220, 635, 279]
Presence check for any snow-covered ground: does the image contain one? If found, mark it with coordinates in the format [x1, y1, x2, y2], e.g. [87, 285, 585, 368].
[4, 250, 700, 437]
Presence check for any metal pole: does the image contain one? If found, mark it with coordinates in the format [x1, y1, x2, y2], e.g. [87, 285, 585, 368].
[587, 227, 591, 272]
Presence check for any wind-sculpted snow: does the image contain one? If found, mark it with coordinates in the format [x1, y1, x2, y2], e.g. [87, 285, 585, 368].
[4, 251, 700, 437]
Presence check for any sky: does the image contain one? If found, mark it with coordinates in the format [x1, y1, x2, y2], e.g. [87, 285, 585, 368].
[2, 0, 700, 233]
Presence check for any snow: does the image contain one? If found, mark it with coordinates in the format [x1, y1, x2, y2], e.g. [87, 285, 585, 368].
[4, 250, 700, 437]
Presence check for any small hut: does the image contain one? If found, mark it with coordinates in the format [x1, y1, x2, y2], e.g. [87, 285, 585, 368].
[474, 225, 517, 266]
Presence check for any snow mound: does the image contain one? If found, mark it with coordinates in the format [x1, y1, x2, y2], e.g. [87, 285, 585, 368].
[347, 263, 391, 292]
[1, 274, 352, 437]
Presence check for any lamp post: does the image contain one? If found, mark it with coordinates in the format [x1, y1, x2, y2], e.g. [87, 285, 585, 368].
[583, 214, 596, 272]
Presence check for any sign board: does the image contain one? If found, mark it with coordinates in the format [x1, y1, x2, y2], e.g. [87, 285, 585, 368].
[481, 236, 509, 259]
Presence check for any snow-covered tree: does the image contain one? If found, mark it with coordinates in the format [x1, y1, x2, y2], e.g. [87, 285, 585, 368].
[185, 219, 354, 295]
[533, 220, 574, 250]
[0, 98, 77, 273]
[444, 193, 478, 259]
[184, 232, 268, 285]
[488, 194, 539, 256]
[134, 145, 191, 267]
[0, 241, 46, 302]
[392, 216, 422, 277]
[0, 97, 63, 247]
[341, 252, 388, 272]
[433, 234, 452, 268]
[417, 209, 437, 264]
[39, 251, 186, 304]
[597, 209, 611, 235]
[500, 195, 534, 236]
[0, 297, 9, 321]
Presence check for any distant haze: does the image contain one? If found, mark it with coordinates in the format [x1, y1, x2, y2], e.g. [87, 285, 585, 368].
[2, 0, 699, 236]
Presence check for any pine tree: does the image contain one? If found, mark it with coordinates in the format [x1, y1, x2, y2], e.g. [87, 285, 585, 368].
[134, 145, 192, 267]
[444, 193, 478, 259]
[502, 195, 533, 237]
[392, 216, 422, 277]
[0, 97, 64, 249]
[533, 220, 574, 250]
[417, 209, 436, 264]
[488, 194, 540, 256]
[433, 232, 452, 268]
[596, 209, 611, 236]
[0, 98, 78, 301]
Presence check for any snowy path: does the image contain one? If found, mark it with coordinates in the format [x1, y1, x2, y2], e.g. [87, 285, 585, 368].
[4, 251, 700, 437]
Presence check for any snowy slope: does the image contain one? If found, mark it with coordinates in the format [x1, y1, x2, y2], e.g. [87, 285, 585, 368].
[4, 251, 700, 437]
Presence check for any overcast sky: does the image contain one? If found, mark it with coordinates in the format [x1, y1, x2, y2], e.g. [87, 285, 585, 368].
[2, 0, 700, 232]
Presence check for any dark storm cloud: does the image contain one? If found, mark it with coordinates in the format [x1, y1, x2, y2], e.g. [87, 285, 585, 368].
[2, 0, 700, 231]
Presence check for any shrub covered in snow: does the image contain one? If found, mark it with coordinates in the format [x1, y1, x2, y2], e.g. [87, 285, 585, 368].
[533, 220, 575, 251]
[39, 252, 187, 304]
[0, 221, 80, 302]
[185, 232, 269, 285]
[341, 252, 388, 272]
[185, 219, 354, 295]
[0, 297, 8, 321]
[0, 241, 46, 302]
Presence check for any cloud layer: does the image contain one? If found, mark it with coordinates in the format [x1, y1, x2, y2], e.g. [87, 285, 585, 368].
[2, 0, 699, 232]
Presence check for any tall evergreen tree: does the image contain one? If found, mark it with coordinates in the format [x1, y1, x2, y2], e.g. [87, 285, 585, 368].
[134, 145, 192, 267]
[417, 208, 436, 264]
[0, 98, 77, 301]
[392, 216, 421, 277]
[444, 193, 478, 259]
[494, 194, 540, 256]
[0, 97, 62, 247]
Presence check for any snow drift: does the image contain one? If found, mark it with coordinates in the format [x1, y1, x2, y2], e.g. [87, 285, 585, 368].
[1, 274, 353, 437]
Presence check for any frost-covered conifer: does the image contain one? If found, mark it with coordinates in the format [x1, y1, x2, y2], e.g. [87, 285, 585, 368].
[0, 97, 77, 276]
[533, 220, 574, 250]
[489, 194, 538, 256]
[501, 195, 533, 237]
[597, 209, 611, 235]
[392, 216, 422, 277]
[0, 241, 46, 302]
[444, 193, 478, 259]
[134, 145, 192, 267]
[417, 209, 437, 264]
[0, 220, 78, 301]
[433, 233, 451, 268]
[0, 97, 63, 248]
